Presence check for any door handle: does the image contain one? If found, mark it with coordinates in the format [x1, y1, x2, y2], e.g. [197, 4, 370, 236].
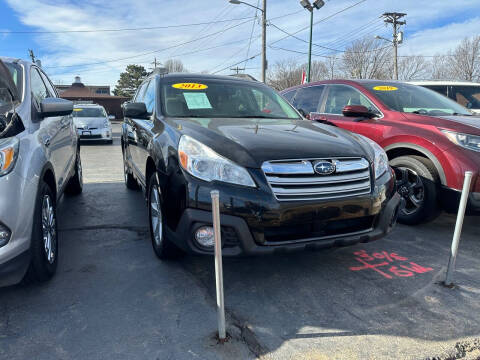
[44, 137, 51, 147]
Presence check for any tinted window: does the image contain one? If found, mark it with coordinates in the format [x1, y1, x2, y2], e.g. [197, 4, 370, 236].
[30, 68, 49, 107]
[324, 85, 375, 115]
[451, 86, 480, 109]
[4, 62, 23, 99]
[282, 90, 297, 103]
[292, 86, 323, 114]
[370, 83, 471, 116]
[143, 80, 156, 113]
[424, 85, 448, 97]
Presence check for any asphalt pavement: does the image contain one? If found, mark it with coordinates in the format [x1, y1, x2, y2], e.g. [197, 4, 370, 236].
[1, 123, 479, 360]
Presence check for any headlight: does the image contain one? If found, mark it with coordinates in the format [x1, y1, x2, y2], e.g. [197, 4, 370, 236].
[103, 119, 110, 128]
[0, 137, 19, 177]
[178, 135, 256, 187]
[441, 130, 480, 152]
[357, 135, 388, 179]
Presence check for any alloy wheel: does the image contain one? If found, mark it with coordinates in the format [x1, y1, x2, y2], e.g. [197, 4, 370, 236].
[41, 195, 57, 264]
[150, 186, 163, 246]
[395, 167, 425, 216]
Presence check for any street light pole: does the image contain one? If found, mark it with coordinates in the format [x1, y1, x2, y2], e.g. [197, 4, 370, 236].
[229, 0, 267, 83]
[300, 0, 324, 83]
[307, 9, 313, 83]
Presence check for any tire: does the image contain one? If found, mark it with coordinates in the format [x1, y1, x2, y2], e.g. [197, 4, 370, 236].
[148, 172, 184, 260]
[123, 148, 139, 190]
[65, 149, 83, 195]
[24, 181, 58, 283]
[390, 155, 441, 225]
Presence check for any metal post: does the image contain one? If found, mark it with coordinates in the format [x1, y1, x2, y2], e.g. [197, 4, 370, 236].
[306, 9, 313, 83]
[444, 171, 473, 286]
[211, 190, 226, 340]
[261, 0, 267, 83]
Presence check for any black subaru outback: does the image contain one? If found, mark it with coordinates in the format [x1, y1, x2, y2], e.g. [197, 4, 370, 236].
[121, 72, 401, 259]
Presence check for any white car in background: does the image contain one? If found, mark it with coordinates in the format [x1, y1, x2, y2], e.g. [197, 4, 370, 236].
[73, 104, 113, 143]
[410, 80, 480, 115]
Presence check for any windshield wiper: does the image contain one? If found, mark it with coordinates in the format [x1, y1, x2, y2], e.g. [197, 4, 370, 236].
[452, 112, 472, 116]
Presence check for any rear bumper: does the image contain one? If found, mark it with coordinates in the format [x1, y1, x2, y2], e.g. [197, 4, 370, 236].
[167, 192, 402, 256]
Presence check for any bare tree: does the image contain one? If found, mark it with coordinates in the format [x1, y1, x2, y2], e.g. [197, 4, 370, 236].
[448, 36, 480, 81]
[429, 55, 452, 80]
[398, 55, 429, 80]
[324, 55, 341, 79]
[163, 59, 187, 73]
[342, 38, 392, 79]
[267, 59, 303, 91]
[309, 60, 330, 82]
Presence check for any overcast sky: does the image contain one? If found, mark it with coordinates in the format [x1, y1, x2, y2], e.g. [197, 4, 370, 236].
[1, 0, 478, 88]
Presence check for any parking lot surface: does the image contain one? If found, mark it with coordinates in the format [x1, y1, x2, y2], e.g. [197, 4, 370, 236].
[1, 123, 479, 360]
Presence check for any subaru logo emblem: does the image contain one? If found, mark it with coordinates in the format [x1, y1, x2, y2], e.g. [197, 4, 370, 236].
[314, 161, 336, 175]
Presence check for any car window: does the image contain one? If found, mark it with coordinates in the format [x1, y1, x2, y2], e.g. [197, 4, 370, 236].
[30, 68, 50, 108]
[39, 70, 57, 98]
[292, 86, 323, 114]
[161, 79, 300, 119]
[73, 107, 106, 117]
[370, 83, 471, 116]
[424, 85, 448, 97]
[135, 81, 149, 103]
[282, 90, 297, 103]
[451, 86, 480, 109]
[324, 85, 375, 115]
[143, 80, 156, 114]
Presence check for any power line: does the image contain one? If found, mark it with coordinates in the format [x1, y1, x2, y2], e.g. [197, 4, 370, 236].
[244, 0, 260, 69]
[0, 16, 256, 34]
[44, 18, 255, 69]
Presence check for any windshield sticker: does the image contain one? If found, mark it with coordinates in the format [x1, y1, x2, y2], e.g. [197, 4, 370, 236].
[183, 92, 212, 109]
[73, 108, 83, 111]
[172, 83, 208, 90]
[373, 85, 398, 91]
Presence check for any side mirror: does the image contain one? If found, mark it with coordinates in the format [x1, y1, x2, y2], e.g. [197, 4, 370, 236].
[40, 98, 73, 117]
[297, 108, 309, 119]
[123, 102, 148, 119]
[108, 115, 115, 121]
[342, 105, 376, 119]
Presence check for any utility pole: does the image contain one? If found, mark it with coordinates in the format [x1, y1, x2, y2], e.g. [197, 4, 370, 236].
[28, 49, 36, 63]
[261, 0, 267, 83]
[230, 66, 245, 74]
[229, 0, 267, 82]
[382, 12, 406, 80]
[152, 57, 158, 69]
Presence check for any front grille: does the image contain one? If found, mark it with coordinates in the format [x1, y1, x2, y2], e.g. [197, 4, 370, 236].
[262, 158, 371, 201]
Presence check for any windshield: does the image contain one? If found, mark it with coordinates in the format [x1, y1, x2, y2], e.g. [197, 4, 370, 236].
[369, 83, 472, 116]
[73, 107, 106, 118]
[450, 85, 480, 109]
[161, 79, 300, 119]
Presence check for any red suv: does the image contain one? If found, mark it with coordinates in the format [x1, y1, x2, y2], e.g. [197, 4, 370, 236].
[282, 80, 480, 224]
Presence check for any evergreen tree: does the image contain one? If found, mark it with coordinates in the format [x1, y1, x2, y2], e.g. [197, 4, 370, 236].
[113, 64, 148, 98]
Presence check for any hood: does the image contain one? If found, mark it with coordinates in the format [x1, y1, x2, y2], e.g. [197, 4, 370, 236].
[0, 59, 19, 105]
[167, 117, 373, 168]
[402, 113, 480, 136]
[74, 117, 107, 129]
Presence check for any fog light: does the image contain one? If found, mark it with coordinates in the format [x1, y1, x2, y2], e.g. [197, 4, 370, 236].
[195, 226, 215, 248]
[0, 224, 11, 247]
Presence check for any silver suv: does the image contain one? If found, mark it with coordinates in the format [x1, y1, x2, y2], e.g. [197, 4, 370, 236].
[0, 57, 83, 287]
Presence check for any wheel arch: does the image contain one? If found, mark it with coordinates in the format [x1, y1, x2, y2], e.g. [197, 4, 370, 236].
[39, 162, 57, 200]
[384, 142, 447, 185]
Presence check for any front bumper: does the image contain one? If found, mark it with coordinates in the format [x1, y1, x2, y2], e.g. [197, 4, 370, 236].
[77, 127, 112, 141]
[165, 169, 401, 256]
[0, 171, 38, 286]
